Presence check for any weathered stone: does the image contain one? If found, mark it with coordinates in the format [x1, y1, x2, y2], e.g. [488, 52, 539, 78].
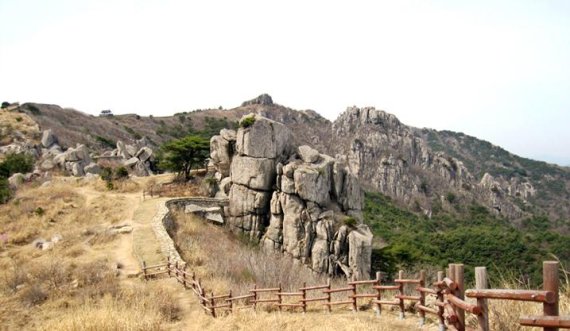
[298, 145, 320, 163]
[84, 163, 101, 175]
[8, 173, 25, 188]
[40, 159, 55, 170]
[230, 155, 275, 191]
[116, 141, 130, 159]
[210, 135, 232, 177]
[228, 184, 271, 217]
[236, 114, 292, 159]
[124, 157, 139, 167]
[126, 145, 138, 158]
[71, 162, 84, 177]
[220, 129, 236, 141]
[280, 193, 306, 259]
[348, 225, 373, 280]
[293, 164, 331, 206]
[205, 212, 224, 224]
[41, 129, 57, 148]
[136, 146, 153, 162]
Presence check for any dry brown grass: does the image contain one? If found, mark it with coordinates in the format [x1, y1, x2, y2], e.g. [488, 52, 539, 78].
[0, 109, 40, 148]
[0, 176, 183, 330]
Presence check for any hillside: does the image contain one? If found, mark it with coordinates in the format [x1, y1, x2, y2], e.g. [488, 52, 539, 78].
[10, 95, 570, 223]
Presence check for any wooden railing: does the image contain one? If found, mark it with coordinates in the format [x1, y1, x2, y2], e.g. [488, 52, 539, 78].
[142, 259, 570, 330]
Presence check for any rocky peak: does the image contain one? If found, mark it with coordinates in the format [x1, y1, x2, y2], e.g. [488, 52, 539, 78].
[241, 94, 274, 107]
[333, 106, 403, 135]
[208, 115, 373, 279]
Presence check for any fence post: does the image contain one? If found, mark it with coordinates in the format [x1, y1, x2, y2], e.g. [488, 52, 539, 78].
[252, 283, 257, 311]
[278, 283, 282, 313]
[419, 270, 426, 327]
[543, 261, 559, 331]
[475, 267, 489, 331]
[228, 290, 233, 313]
[326, 278, 332, 313]
[192, 272, 196, 289]
[398, 270, 405, 319]
[182, 264, 187, 288]
[175, 261, 179, 280]
[167, 256, 171, 277]
[302, 282, 307, 313]
[375, 271, 382, 316]
[142, 261, 147, 280]
[210, 291, 216, 318]
[454, 264, 465, 331]
[437, 271, 446, 331]
[351, 275, 357, 312]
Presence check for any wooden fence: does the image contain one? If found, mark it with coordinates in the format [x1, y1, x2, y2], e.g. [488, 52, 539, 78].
[142, 259, 570, 330]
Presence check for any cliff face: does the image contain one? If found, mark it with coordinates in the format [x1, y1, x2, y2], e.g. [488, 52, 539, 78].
[209, 114, 372, 280]
[328, 107, 538, 219]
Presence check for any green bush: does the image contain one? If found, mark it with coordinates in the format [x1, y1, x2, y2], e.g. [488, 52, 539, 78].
[100, 167, 113, 182]
[343, 216, 357, 228]
[0, 153, 34, 178]
[0, 178, 10, 203]
[95, 136, 116, 149]
[239, 115, 256, 128]
[25, 104, 41, 115]
[114, 167, 129, 180]
[1, 101, 9, 109]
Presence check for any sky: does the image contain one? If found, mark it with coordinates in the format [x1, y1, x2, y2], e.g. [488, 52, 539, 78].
[1, 0, 569, 165]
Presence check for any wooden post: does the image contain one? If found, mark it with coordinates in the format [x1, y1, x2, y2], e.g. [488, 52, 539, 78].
[454, 264, 465, 331]
[399, 270, 405, 319]
[437, 271, 446, 331]
[419, 270, 426, 326]
[210, 291, 216, 318]
[375, 271, 382, 316]
[278, 283, 282, 313]
[475, 267, 489, 331]
[543, 261, 559, 331]
[351, 275, 358, 312]
[142, 261, 147, 280]
[229, 290, 233, 313]
[192, 272, 196, 289]
[302, 282, 307, 313]
[175, 261, 179, 280]
[326, 278, 332, 313]
[167, 256, 171, 277]
[252, 283, 257, 311]
[182, 264, 187, 288]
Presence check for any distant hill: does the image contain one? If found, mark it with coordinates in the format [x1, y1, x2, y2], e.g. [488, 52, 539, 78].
[15, 95, 570, 223]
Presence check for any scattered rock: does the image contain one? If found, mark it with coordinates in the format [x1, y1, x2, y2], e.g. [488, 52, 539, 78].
[41, 129, 57, 148]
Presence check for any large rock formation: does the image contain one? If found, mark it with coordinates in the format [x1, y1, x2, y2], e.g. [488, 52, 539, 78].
[209, 114, 373, 279]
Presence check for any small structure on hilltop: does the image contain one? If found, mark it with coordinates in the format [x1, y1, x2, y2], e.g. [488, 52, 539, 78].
[208, 113, 373, 280]
[99, 109, 113, 117]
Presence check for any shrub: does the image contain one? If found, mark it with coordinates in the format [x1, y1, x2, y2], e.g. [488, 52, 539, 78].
[20, 284, 47, 307]
[15, 116, 22, 122]
[0, 153, 34, 178]
[100, 167, 113, 182]
[95, 136, 116, 149]
[25, 104, 41, 115]
[114, 167, 129, 180]
[33, 207, 45, 216]
[446, 192, 457, 204]
[0, 178, 10, 203]
[239, 115, 256, 128]
[343, 216, 357, 228]
[1, 101, 9, 109]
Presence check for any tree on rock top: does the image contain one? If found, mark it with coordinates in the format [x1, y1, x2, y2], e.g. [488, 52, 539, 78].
[158, 135, 210, 181]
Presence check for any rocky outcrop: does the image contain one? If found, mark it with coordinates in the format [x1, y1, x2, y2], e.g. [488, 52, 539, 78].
[209, 114, 372, 279]
[330, 107, 526, 219]
[114, 139, 155, 176]
[241, 93, 274, 107]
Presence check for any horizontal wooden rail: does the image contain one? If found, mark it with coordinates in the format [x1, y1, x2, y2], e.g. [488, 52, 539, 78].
[445, 293, 482, 315]
[349, 293, 378, 299]
[373, 285, 400, 290]
[299, 284, 329, 291]
[226, 294, 255, 301]
[252, 298, 280, 303]
[278, 292, 303, 296]
[416, 287, 438, 295]
[520, 316, 570, 328]
[417, 304, 439, 315]
[210, 293, 231, 300]
[371, 299, 400, 306]
[300, 296, 328, 302]
[465, 289, 556, 304]
[144, 263, 168, 269]
[394, 279, 421, 284]
[323, 300, 353, 306]
[323, 287, 353, 293]
[277, 303, 304, 307]
[145, 270, 169, 277]
[347, 279, 378, 285]
[395, 295, 421, 301]
[250, 287, 280, 293]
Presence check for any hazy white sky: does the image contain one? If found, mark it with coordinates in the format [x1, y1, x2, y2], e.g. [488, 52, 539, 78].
[1, 0, 569, 165]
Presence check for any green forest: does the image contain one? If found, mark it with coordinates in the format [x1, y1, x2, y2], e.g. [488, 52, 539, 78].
[364, 191, 570, 286]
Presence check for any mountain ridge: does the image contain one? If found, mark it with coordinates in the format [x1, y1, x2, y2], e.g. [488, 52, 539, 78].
[6, 96, 569, 222]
